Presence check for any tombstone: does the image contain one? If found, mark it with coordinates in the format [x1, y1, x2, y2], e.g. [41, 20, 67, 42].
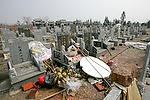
[51, 44, 70, 68]
[54, 31, 69, 51]
[7, 37, 45, 90]
[98, 28, 114, 49]
[108, 25, 122, 46]
[0, 28, 16, 53]
[18, 27, 24, 34]
[63, 26, 71, 34]
[84, 27, 107, 57]
[84, 30, 91, 51]
[127, 27, 135, 40]
[116, 25, 127, 43]
[70, 24, 76, 34]
[98, 27, 105, 42]
[130, 26, 138, 38]
[139, 26, 147, 35]
[79, 38, 89, 55]
[91, 26, 99, 39]
[33, 29, 44, 41]
[1, 29, 16, 47]
[76, 25, 83, 37]
[122, 26, 132, 41]
[41, 27, 47, 36]
[54, 26, 61, 33]
[34, 27, 53, 48]
[23, 28, 31, 37]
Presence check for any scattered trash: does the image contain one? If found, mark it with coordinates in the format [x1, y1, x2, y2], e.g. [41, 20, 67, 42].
[107, 60, 113, 66]
[125, 42, 147, 50]
[94, 82, 104, 91]
[28, 90, 38, 99]
[88, 77, 103, 85]
[38, 75, 45, 85]
[43, 73, 57, 89]
[59, 76, 87, 95]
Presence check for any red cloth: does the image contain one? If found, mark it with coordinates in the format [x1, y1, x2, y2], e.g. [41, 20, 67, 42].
[38, 75, 45, 85]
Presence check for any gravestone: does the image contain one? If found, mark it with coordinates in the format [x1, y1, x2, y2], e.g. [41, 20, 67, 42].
[8, 37, 31, 65]
[7, 37, 45, 90]
[0, 28, 16, 53]
[117, 25, 127, 43]
[84, 27, 107, 57]
[33, 29, 44, 41]
[122, 26, 131, 41]
[108, 25, 122, 46]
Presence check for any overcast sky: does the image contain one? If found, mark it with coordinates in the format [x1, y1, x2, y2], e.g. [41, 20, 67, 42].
[0, 0, 150, 24]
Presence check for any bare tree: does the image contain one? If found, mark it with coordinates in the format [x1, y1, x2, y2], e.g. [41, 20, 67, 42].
[16, 20, 21, 26]
[22, 16, 31, 25]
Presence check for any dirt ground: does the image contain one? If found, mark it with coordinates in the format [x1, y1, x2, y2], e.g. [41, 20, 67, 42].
[0, 28, 149, 100]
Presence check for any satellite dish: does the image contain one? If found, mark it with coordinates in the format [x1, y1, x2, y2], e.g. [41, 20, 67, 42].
[80, 56, 111, 78]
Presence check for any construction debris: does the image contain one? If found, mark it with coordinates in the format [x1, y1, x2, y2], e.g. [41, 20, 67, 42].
[22, 82, 36, 91]
[111, 66, 133, 87]
[28, 90, 38, 99]
[94, 82, 105, 91]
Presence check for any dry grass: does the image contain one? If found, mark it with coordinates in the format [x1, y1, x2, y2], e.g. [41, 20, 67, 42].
[0, 24, 33, 34]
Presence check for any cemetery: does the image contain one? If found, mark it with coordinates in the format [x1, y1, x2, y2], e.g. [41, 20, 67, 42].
[0, 15, 150, 100]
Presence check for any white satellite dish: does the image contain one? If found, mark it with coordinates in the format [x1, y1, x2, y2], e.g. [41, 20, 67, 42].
[80, 56, 111, 78]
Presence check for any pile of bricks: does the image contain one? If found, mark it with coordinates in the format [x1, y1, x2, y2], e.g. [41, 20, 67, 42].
[111, 66, 133, 87]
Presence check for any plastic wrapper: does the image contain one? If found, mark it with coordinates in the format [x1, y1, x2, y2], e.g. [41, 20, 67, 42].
[59, 76, 87, 95]
[88, 77, 103, 85]
[28, 41, 51, 61]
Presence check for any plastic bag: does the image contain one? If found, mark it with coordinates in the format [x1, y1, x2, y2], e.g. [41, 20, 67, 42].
[43, 73, 56, 88]
[59, 76, 87, 95]
[28, 41, 51, 61]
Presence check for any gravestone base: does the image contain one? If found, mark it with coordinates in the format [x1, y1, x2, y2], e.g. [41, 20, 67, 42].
[123, 35, 131, 41]
[104, 41, 114, 49]
[131, 32, 140, 38]
[117, 37, 127, 43]
[10, 72, 45, 91]
[109, 39, 122, 46]
[89, 48, 107, 58]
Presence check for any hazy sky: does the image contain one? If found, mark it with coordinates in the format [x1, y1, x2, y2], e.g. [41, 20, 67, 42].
[0, 0, 150, 24]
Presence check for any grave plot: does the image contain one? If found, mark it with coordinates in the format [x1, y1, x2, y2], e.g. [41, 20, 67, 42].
[6, 36, 45, 90]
